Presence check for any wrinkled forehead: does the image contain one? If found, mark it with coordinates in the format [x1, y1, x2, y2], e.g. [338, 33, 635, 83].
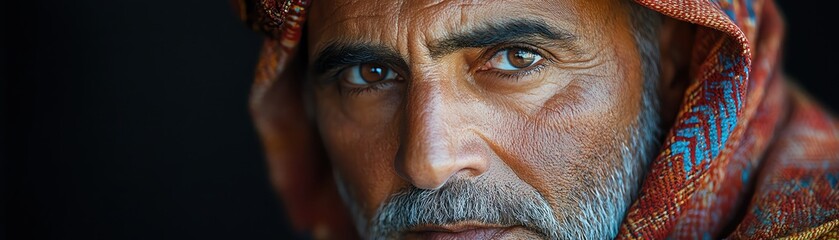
[307, 0, 623, 59]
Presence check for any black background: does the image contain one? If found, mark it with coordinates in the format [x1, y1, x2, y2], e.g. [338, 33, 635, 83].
[2, 1, 837, 239]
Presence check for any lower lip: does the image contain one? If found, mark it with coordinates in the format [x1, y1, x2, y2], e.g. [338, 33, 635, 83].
[410, 228, 510, 240]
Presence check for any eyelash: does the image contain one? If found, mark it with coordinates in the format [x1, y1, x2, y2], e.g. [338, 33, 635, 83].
[335, 44, 552, 96]
[341, 80, 393, 96]
[476, 45, 552, 81]
[482, 60, 548, 81]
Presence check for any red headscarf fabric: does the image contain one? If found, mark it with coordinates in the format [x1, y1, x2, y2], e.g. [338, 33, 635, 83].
[235, 0, 839, 238]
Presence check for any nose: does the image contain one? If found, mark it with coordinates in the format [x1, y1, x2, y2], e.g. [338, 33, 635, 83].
[395, 81, 489, 190]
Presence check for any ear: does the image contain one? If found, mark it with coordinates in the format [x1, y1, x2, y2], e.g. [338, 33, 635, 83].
[250, 39, 357, 239]
[657, 17, 695, 129]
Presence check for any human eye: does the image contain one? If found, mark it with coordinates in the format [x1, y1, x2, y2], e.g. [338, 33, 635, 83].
[472, 45, 554, 91]
[480, 47, 545, 72]
[337, 62, 402, 95]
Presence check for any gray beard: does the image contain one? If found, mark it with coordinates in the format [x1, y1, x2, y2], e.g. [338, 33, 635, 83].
[340, 92, 660, 239]
[359, 90, 660, 239]
[335, 3, 662, 239]
[337, 77, 660, 239]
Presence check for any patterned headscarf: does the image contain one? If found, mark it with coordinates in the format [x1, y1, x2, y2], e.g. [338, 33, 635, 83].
[235, 0, 839, 238]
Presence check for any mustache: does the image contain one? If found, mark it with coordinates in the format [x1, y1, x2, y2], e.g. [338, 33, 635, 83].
[368, 179, 560, 239]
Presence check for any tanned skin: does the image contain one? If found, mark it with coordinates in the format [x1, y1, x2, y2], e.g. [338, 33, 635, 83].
[252, 0, 692, 238]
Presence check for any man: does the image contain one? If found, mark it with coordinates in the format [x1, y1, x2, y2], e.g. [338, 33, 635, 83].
[232, 0, 839, 238]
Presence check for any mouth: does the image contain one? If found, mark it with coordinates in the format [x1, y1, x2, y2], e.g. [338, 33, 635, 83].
[404, 221, 514, 240]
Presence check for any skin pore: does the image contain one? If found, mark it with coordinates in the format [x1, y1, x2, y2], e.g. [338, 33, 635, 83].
[285, 0, 670, 238]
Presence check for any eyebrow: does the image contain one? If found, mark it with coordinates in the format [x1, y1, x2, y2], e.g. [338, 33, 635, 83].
[310, 19, 575, 75]
[429, 19, 576, 58]
[311, 44, 406, 76]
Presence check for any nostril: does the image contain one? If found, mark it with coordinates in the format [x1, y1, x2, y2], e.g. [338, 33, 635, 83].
[407, 159, 458, 190]
[395, 151, 490, 190]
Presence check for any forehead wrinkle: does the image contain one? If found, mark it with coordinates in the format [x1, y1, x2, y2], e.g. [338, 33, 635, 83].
[406, 0, 482, 12]
[326, 0, 356, 18]
[394, 0, 408, 65]
[330, 14, 393, 26]
[395, 0, 484, 63]
[315, 0, 373, 36]
[309, 1, 403, 61]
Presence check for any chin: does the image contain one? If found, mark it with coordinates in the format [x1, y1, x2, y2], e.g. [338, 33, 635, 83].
[400, 226, 545, 240]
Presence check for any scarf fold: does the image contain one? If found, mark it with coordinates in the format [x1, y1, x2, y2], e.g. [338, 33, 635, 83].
[620, 1, 839, 238]
[235, 0, 839, 238]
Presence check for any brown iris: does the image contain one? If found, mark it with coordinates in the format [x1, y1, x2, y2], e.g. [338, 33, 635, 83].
[359, 63, 389, 83]
[507, 48, 537, 68]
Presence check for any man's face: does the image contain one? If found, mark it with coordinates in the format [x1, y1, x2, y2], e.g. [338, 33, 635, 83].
[305, 0, 657, 238]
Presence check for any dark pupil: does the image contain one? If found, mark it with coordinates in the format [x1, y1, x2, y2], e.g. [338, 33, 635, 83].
[360, 63, 387, 83]
[507, 49, 536, 68]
